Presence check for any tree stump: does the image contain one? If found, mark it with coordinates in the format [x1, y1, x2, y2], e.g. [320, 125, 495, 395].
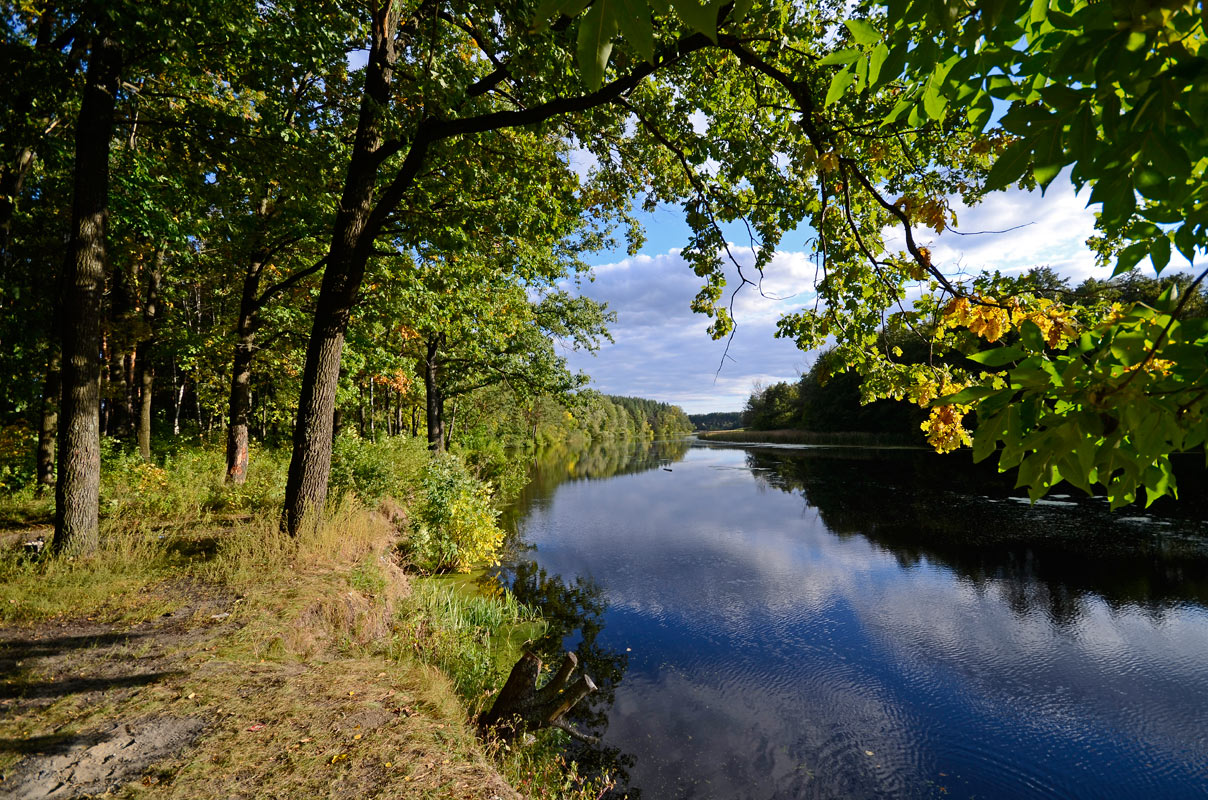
[479, 651, 598, 743]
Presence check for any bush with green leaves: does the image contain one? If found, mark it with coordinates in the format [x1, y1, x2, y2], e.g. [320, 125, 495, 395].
[328, 431, 427, 505]
[407, 454, 504, 573]
[0, 424, 36, 495]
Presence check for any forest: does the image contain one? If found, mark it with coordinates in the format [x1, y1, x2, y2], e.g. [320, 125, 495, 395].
[4, 0, 1206, 552]
[1, 0, 1206, 795]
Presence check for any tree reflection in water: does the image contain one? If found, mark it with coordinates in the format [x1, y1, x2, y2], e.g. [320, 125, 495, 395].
[488, 437, 696, 797]
[739, 445, 1208, 624]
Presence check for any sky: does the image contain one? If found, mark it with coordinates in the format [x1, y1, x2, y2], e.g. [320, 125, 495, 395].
[558, 175, 1131, 415]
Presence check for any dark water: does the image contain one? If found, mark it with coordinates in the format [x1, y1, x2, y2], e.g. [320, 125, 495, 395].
[495, 438, 1208, 799]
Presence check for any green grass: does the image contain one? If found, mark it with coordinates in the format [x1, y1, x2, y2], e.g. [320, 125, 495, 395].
[397, 577, 546, 706]
[0, 438, 610, 799]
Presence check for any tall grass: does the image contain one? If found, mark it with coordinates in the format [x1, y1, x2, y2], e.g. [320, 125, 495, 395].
[397, 578, 545, 706]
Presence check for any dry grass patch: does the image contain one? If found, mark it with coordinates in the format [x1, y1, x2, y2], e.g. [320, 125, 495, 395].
[0, 504, 525, 799]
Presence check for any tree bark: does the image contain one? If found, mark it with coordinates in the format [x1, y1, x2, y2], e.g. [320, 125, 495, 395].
[281, 3, 402, 535]
[444, 398, 457, 450]
[277, 0, 692, 533]
[53, 33, 121, 556]
[368, 379, 375, 441]
[136, 251, 161, 462]
[225, 253, 266, 484]
[36, 345, 60, 495]
[479, 651, 598, 743]
[172, 367, 184, 436]
[423, 335, 445, 452]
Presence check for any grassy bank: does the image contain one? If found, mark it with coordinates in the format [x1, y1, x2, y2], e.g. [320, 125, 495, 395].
[0, 438, 608, 799]
[697, 428, 923, 448]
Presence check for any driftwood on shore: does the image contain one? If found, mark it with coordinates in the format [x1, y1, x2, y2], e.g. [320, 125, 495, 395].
[479, 651, 598, 743]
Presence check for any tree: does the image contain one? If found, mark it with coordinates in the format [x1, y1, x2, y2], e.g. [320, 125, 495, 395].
[808, 0, 1208, 506]
[566, 0, 1207, 506]
[53, 25, 122, 555]
[278, 0, 731, 533]
[742, 381, 799, 430]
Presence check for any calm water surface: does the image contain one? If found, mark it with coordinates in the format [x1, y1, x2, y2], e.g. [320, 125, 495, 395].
[496, 438, 1208, 799]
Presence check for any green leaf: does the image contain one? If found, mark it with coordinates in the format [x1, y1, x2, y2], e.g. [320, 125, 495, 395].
[844, 18, 880, 46]
[670, 0, 720, 41]
[576, 0, 618, 88]
[867, 42, 889, 86]
[1033, 161, 1061, 189]
[1019, 319, 1045, 351]
[825, 66, 855, 107]
[818, 48, 862, 66]
[532, 0, 576, 29]
[1144, 133, 1192, 180]
[984, 141, 1031, 191]
[1090, 173, 1137, 227]
[1113, 241, 1149, 277]
[1154, 282, 1178, 312]
[968, 345, 1026, 366]
[1151, 235, 1171, 273]
[937, 385, 997, 404]
[615, 0, 655, 63]
[922, 79, 947, 119]
[877, 39, 908, 89]
[1174, 222, 1196, 264]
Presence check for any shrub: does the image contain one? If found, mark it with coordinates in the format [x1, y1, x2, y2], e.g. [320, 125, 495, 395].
[407, 454, 504, 573]
[329, 431, 427, 505]
[0, 424, 36, 494]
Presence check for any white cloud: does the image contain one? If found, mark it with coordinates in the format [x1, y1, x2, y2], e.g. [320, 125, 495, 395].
[571, 175, 1122, 412]
[564, 249, 817, 413]
[882, 175, 1102, 286]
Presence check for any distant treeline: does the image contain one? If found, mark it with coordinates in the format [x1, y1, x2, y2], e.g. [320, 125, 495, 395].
[740, 268, 1208, 442]
[689, 411, 743, 431]
[599, 395, 694, 439]
[451, 389, 692, 456]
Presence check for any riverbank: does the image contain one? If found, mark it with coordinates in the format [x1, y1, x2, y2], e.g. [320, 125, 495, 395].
[0, 441, 605, 799]
[696, 428, 922, 447]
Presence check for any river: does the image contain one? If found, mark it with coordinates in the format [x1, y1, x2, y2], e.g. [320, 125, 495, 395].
[494, 437, 1208, 799]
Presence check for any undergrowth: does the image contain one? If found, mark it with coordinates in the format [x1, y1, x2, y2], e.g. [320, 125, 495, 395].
[0, 435, 614, 798]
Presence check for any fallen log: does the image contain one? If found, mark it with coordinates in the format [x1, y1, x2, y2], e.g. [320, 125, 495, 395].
[479, 650, 598, 744]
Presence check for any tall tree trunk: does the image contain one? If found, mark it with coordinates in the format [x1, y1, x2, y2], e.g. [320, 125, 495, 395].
[36, 345, 60, 495]
[136, 251, 161, 462]
[225, 254, 265, 484]
[357, 387, 366, 437]
[112, 349, 133, 438]
[281, 4, 404, 535]
[423, 336, 445, 452]
[172, 365, 184, 436]
[225, 331, 255, 482]
[53, 34, 121, 556]
[444, 398, 457, 451]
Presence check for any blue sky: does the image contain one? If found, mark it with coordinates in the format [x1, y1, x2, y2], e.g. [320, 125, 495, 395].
[560, 176, 1138, 414]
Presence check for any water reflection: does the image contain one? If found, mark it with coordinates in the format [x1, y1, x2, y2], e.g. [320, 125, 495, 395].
[505, 562, 637, 791]
[741, 446, 1208, 617]
[501, 439, 1208, 799]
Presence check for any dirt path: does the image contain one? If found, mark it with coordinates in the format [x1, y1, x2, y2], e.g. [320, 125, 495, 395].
[0, 582, 516, 799]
